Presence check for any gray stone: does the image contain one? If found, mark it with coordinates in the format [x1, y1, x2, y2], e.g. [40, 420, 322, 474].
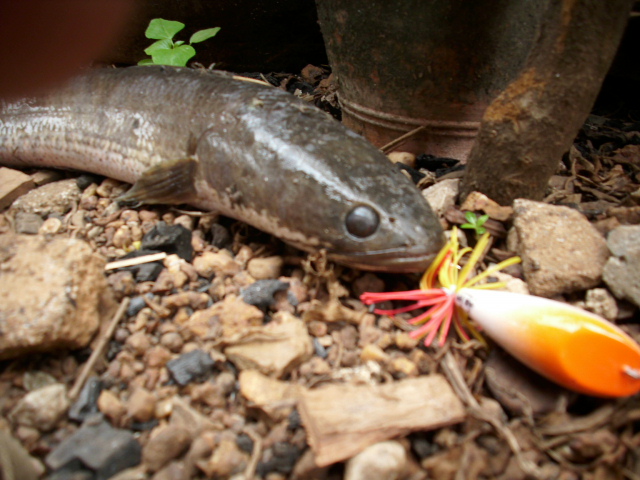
[45, 417, 141, 479]
[14, 211, 43, 234]
[603, 225, 640, 307]
[0, 233, 114, 359]
[512, 199, 609, 297]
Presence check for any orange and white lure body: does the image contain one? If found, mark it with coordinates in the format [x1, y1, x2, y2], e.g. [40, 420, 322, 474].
[361, 227, 640, 398]
[455, 288, 640, 397]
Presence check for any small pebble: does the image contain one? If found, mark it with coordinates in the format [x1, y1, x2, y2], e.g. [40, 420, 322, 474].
[127, 388, 156, 423]
[145, 346, 173, 369]
[96, 178, 125, 197]
[76, 174, 101, 190]
[394, 332, 419, 350]
[360, 344, 390, 363]
[112, 225, 132, 249]
[166, 349, 215, 386]
[142, 221, 193, 261]
[241, 279, 290, 309]
[108, 271, 137, 297]
[125, 331, 152, 357]
[201, 438, 249, 477]
[173, 214, 195, 231]
[390, 356, 419, 377]
[39, 216, 63, 235]
[142, 425, 191, 472]
[139, 210, 159, 223]
[97, 389, 127, 424]
[345, 441, 407, 480]
[307, 320, 327, 337]
[585, 288, 619, 321]
[127, 296, 147, 317]
[160, 332, 184, 353]
[216, 371, 237, 396]
[247, 256, 284, 280]
[312, 337, 328, 358]
[162, 291, 210, 310]
[387, 151, 416, 168]
[193, 251, 241, 278]
[210, 223, 232, 249]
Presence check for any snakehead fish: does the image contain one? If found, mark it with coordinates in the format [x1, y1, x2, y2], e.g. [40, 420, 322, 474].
[0, 66, 443, 272]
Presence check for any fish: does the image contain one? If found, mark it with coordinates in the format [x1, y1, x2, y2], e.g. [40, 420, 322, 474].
[0, 66, 444, 272]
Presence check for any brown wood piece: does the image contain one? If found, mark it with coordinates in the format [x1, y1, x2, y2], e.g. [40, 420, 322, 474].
[460, 0, 634, 205]
[0, 167, 35, 210]
[298, 375, 466, 467]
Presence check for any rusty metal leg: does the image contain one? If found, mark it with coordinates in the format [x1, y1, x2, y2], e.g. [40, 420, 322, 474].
[460, 0, 633, 205]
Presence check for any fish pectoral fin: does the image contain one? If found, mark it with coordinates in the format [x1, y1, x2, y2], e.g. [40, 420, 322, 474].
[118, 157, 198, 206]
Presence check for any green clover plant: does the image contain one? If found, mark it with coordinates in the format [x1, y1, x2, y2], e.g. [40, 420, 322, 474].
[460, 211, 489, 236]
[139, 18, 220, 67]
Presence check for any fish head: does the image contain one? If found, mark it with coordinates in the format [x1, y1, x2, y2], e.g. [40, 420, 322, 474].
[198, 86, 445, 272]
[296, 130, 445, 273]
[255, 106, 444, 272]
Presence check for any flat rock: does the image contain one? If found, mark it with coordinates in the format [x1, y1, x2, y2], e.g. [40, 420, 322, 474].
[511, 199, 609, 297]
[225, 311, 313, 378]
[8, 178, 81, 216]
[183, 294, 263, 339]
[0, 233, 113, 359]
[298, 375, 465, 467]
[422, 179, 459, 217]
[239, 369, 303, 422]
[603, 225, 640, 307]
[45, 417, 141, 478]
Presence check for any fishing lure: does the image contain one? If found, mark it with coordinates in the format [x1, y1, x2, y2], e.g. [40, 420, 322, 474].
[360, 228, 640, 397]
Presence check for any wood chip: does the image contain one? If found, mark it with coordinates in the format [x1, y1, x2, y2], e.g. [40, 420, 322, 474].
[0, 167, 35, 210]
[298, 375, 465, 466]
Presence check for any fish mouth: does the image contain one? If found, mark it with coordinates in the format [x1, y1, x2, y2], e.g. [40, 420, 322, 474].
[327, 244, 440, 273]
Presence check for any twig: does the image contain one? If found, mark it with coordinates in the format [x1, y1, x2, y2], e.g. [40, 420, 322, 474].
[242, 427, 263, 480]
[105, 253, 167, 271]
[233, 75, 271, 87]
[440, 350, 542, 479]
[380, 125, 426, 154]
[68, 297, 130, 400]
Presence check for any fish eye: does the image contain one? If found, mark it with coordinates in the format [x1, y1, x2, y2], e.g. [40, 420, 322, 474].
[345, 205, 379, 238]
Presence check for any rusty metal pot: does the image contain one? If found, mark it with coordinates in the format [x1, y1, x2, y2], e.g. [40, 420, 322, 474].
[315, 0, 545, 159]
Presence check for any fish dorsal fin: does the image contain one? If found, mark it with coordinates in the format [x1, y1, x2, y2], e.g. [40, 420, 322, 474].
[118, 157, 198, 206]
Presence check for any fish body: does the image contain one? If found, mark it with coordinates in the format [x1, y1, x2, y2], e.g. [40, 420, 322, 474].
[455, 288, 640, 397]
[0, 66, 443, 271]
